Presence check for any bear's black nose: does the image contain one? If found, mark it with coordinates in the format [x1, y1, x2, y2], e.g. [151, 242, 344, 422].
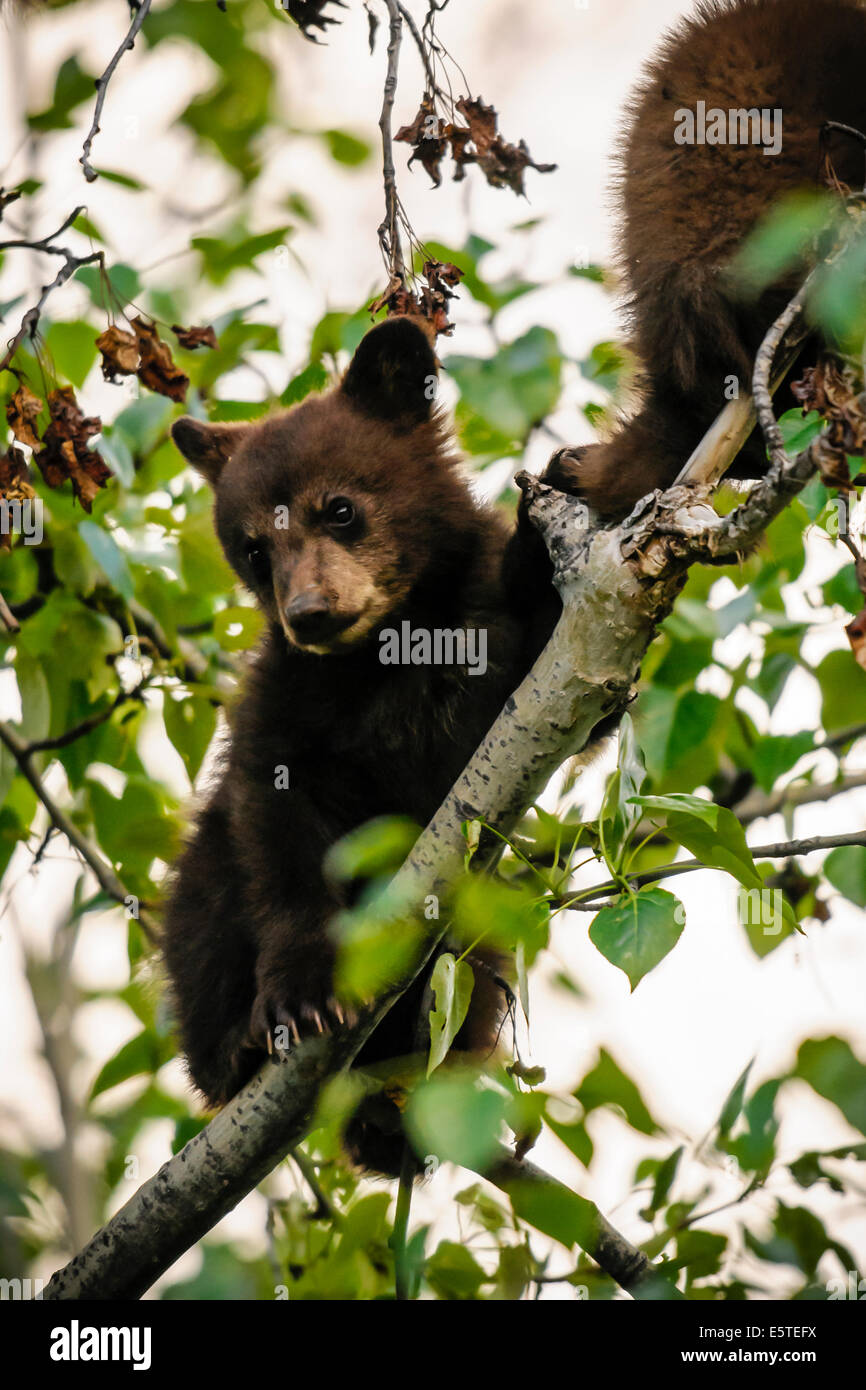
[285, 589, 333, 642]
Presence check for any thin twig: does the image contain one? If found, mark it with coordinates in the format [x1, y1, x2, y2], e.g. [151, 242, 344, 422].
[549, 830, 866, 911]
[287, 1146, 340, 1222]
[734, 770, 866, 825]
[397, 2, 436, 93]
[0, 718, 158, 938]
[0, 208, 104, 375]
[80, 0, 153, 183]
[377, 0, 405, 283]
[25, 681, 147, 754]
[752, 276, 819, 467]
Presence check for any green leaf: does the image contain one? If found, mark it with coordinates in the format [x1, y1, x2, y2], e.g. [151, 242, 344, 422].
[778, 407, 825, 457]
[671, 1229, 728, 1280]
[575, 1049, 660, 1135]
[78, 520, 134, 601]
[427, 953, 475, 1077]
[569, 263, 606, 284]
[718, 1059, 755, 1137]
[321, 129, 372, 166]
[280, 361, 329, 406]
[326, 816, 419, 882]
[824, 846, 866, 907]
[796, 1037, 866, 1135]
[630, 797, 797, 939]
[643, 1145, 684, 1219]
[14, 650, 50, 743]
[425, 1241, 487, 1300]
[43, 320, 99, 387]
[545, 1113, 593, 1167]
[192, 227, 291, 285]
[590, 888, 684, 990]
[578, 340, 626, 394]
[162, 692, 217, 782]
[445, 327, 563, 445]
[91, 1029, 172, 1099]
[405, 1071, 507, 1171]
[750, 731, 813, 793]
[76, 261, 141, 309]
[212, 605, 264, 652]
[505, 1178, 599, 1255]
[28, 55, 95, 131]
[810, 233, 866, 349]
[607, 712, 646, 857]
[815, 649, 866, 734]
[730, 189, 836, 296]
[451, 874, 549, 960]
[824, 563, 865, 616]
[93, 169, 147, 190]
[724, 1079, 781, 1175]
[334, 906, 423, 1001]
[178, 511, 234, 593]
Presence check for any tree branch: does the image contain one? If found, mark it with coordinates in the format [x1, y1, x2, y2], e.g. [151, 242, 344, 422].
[549, 830, 866, 912]
[0, 718, 157, 937]
[734, 770, 866, 825]
[0, 208, 104, 375]
[377, 0, 406, 285]
[79, 0, 153, 184]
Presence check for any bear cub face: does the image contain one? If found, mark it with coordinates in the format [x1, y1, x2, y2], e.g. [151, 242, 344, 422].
[171, 318, 477, 655]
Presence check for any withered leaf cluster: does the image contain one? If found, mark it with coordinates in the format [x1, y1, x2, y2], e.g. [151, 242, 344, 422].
[791, 357, 866, 489]
[396, 94, 556, 195]
[368, 258, 464, 338]
[284, 0, 346, 42]
[96, 318, 215, 402]
[5, 384, 111, 513]
[0, 446, 35, 551]
[36, 388, 111, 512]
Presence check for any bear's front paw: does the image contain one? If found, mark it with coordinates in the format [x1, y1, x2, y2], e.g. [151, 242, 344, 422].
[540, 446, 592, 497]
[249, 949, 357, 1054]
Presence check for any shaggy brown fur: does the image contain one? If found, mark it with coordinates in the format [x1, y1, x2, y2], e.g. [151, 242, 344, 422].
[163, 319, 558, 1174]
[556, 0, 866, 515]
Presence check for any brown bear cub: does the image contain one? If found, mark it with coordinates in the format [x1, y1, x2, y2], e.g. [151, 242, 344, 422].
[552, 0, 866, 516]
[163, 318, 559, 1173]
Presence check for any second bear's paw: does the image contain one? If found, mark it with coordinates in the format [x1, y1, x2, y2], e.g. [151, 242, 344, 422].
[249, 962, 357, 1054]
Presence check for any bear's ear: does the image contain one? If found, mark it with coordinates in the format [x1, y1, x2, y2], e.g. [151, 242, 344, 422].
[171, 417, 251, 486]
[340, 317, 438, 427]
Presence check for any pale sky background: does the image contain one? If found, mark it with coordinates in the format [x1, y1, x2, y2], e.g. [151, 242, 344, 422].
[0, 0, 864, 1299]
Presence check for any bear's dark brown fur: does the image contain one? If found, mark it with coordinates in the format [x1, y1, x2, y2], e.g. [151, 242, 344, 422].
[162, 319, 558, 1173]
[557, 0, 866, 516]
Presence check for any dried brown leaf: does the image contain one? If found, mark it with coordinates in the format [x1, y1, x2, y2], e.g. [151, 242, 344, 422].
[172, 323, 218, 351]
[455, 96, 498, 157]
[6, 384, 44, 450]
[96, 325, 140, 382]
[132, 316, 190, 403]
[396, 95, 447, 187]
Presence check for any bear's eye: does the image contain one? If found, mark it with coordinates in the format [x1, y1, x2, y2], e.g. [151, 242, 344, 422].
[325, 496, 356, 529]
[244, 540, 270, 581]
